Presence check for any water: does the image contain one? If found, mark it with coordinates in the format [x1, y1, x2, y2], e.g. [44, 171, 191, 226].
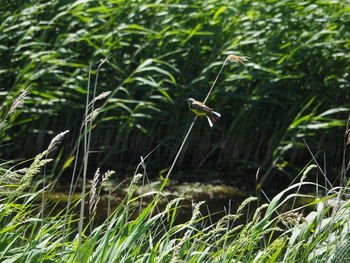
[48, 180, 252, 226]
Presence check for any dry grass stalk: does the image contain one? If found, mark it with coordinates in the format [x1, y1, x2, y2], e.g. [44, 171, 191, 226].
[97, 55, 111, 70]
[0, 88, 30, 130]
[47, 130, 70, 154]
[84, 108, 100, 124]
[225, 54, 249, 64]
[102, 170, 115, 185]
[165, 54, 247, 180]
[8, 88, 29, 116]
[89, 168, 101, 218]
[89, 91, 111, 106]
[102, 170, 115, 216]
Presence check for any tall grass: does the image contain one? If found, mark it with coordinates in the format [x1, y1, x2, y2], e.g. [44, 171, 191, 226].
[1, 148, 350, 262]
[1, 1, 349, 261]
[0, 69, 349, 263]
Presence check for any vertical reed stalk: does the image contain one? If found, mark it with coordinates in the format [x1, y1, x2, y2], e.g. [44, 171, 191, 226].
[165, 55, 246, 179]
[77, 65, 92, 260]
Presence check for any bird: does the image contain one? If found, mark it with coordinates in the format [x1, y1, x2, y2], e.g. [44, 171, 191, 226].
[186, 98, 221, 127]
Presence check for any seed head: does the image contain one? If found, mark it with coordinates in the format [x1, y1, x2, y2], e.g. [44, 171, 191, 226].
[47, 130, 70, 154]
[225, 54, 249, 64]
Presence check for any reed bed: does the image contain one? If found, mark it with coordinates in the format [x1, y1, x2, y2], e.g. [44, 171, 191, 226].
[1, 0, 349, 182]
[0, 55, 349, 263]
[0, 0, 349, 262]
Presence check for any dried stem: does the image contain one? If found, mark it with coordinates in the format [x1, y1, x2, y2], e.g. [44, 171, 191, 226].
[166, 54, 247, 179]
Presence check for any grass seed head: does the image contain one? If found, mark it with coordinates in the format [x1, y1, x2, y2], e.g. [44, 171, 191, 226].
[225, 54, 249, 64]
[47, 130, 70, 154]
[89, 168, 101, 217]
[90, 91, 111, 106]
[8, 88, 29, 116]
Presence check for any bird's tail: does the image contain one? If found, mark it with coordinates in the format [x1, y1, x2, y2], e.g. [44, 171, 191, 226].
[212, 111, 221, 119]
[206, 116, 214, 127]
[206, 111, 221, 127]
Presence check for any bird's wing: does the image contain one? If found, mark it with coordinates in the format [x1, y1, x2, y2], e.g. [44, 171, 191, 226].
[191, 101, 213, 113]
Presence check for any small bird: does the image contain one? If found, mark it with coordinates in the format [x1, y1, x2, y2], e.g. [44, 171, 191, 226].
[186, 98, 221, 127]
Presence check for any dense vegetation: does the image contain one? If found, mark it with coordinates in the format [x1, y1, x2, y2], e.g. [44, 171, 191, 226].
[1, 136, 350, 262]
[1, 0, 349, 184]
[1, 0, 350, 262]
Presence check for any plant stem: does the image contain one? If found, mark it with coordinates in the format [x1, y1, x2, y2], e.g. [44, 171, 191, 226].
[166, 58, 229, 179]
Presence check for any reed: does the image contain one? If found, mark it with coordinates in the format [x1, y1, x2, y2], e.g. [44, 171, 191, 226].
[0, 1, 349, 262]
[0, 0, 348, 182]
[1, 91, 349, 262]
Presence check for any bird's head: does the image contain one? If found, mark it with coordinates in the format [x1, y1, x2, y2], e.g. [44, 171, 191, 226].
[186, 98, 195, 103]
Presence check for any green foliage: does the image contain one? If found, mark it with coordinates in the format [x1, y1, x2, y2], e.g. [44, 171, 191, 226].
[0, 0, 349, 179]
[1, 2, 350, 259]
[1, 156, 350, 262]
[1, 82, 350, 262]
